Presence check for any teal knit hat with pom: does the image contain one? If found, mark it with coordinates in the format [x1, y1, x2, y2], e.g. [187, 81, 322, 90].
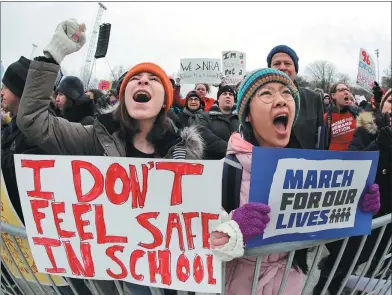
[236, 68, 300, 131]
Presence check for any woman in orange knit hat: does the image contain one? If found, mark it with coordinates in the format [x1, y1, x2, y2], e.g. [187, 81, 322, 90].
[17, 59, 205, 160]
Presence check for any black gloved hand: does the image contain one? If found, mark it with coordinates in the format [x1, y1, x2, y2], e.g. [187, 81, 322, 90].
[375, 112, 391, 128]
[372, 81, 383, 103]
[377, 126, 392, 149]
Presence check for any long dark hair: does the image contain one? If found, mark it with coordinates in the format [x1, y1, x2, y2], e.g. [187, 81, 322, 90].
[113, 98, 172, 147]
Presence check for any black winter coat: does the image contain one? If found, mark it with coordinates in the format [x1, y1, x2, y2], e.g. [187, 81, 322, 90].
[291, 86, 324, 149]
[195, 108, 240, 159]
[349, 111, 392, 216]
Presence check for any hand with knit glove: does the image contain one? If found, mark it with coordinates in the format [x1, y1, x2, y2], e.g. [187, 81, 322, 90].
[210, 211, 244, 261]
[232, 202, 271, 243]
[43, 19, 87, 64]
[360, 184, 381, 215]
[175, 77, 181, 87]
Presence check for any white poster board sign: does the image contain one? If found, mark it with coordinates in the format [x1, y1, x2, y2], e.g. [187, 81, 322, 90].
[356, 48, 377, 91]
[179, 58, 221, 84]
[14, 155, 223, 293]
[222, 51, 246, 86]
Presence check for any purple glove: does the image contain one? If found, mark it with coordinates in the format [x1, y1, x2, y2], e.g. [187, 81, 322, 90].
[232, 202, 270, 243]
[360, 184, 380, 215]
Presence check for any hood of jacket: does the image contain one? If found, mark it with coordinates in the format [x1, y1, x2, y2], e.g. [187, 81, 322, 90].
[356, 111, 378, 134]
[63, 99, 95, 123]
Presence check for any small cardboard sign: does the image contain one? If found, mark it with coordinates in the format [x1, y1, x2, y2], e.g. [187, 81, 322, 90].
[179, 58, 221, 84]
[356, 48, 377, 91]
[221, 51, 246, 86]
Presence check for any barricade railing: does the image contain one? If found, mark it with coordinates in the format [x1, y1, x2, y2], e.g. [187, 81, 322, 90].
[1, 214, 391, 295]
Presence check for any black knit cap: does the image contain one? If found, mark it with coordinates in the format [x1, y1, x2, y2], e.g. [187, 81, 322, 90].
[56, 76, 90, 105]
[2, 56, 31, 98]
[217, 85, 236, 100]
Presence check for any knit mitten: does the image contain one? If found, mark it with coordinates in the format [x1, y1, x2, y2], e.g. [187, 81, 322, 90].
[360, 184, 380, 215]
[44, 19, 86, 64]
[232, 202, 270, 243]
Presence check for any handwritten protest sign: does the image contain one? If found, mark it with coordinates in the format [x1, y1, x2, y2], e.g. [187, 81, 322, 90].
[356, 48, 377, 91]
[1, 173, 67, 286]
[14, 155, 222, 293]
[247, 148, 379, 248]
[221, 51, 246, 85]
[179, 58, 221, 84]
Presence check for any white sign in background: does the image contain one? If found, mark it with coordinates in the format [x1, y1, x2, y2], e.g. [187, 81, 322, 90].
[14, 155, 223, 293]
[222, 51, 246, 86]
[263, 158, 371, 239]
[356, 48, 377, 91]
[179, 58, 221, 85]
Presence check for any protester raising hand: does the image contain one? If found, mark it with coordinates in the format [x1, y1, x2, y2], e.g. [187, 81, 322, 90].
[43, 19, 87, 64]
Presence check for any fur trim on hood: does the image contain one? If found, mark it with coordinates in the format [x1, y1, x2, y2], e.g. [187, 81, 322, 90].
[356, 112, 378, 134]
[179, 125, 205, 159]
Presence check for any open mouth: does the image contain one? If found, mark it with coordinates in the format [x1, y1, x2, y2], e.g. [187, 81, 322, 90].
[133, 90, 151, 103]
[344, 96, 349, 101]
[273, 114, 289, 133]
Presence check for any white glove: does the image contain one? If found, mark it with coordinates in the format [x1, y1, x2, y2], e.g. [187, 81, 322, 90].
[43, 19, 87, 64]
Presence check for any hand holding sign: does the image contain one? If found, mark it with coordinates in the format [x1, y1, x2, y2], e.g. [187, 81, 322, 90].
[232, 203, 271, 243]
[360, 184, 380, 215]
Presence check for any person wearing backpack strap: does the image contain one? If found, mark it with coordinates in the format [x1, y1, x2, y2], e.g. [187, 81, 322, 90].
[208, 68, 381, 295]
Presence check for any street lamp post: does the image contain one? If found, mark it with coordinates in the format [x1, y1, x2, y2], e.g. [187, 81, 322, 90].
[375, 49, 380, 84]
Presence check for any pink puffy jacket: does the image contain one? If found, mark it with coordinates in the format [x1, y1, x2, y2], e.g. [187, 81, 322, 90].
[223, 133, 304, 295]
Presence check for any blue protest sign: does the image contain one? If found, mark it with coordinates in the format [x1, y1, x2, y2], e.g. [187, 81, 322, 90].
[247, 147, 379, 248]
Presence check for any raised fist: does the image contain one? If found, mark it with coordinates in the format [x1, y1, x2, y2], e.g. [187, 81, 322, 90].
[43, 19, 87, 64]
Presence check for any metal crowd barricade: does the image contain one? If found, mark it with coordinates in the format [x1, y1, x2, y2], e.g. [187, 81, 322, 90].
[1, 214, 391, 295]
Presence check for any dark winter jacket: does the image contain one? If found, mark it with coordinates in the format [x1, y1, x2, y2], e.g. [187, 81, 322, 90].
[177, 108, 203, 127]
[349, 111, 392, 217]
[194, 106, 240, 159]
[290, 85, 324, 149]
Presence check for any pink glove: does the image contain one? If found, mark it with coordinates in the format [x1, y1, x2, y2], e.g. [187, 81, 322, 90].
[232, 202, 271, 243]
[360, 184, 380, 215]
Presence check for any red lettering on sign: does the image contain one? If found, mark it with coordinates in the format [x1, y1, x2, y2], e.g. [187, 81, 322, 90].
[148, 250, 171, 285]
[193, 255, 204, 284]
[130, 163, 151, 209]
[72, 160, 103, 202]
[106, 245, 127, 279]
[72, 204, 93, 241]
[201, 213, 219, 249]
[176, 254, 190, 282]
[136, 212, 163, 249]
[95, 205, 127, 244]
[21, 159, 55, 200]
[182, 212, 199, 250]
[30, 199, 49, 234]
[32, 237, 65, 273]
[165, 213, 185, 251]
[130, 249, 145, 281]
[52, 202, 75, 238]
[63, 241, 95, 277]
[155, 162, 204, 206]
[207, 255, 216, 285]
[105, 163, 130, 205]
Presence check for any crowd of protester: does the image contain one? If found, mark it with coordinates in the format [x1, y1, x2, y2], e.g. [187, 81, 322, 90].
[1, 18, 391, 295]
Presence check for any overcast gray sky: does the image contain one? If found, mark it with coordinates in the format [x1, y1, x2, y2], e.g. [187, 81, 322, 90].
[1, 1, 391, 88]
